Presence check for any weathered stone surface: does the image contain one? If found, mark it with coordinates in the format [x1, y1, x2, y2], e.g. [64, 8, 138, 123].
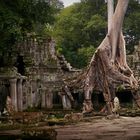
[15, 36, 80, 110]
[0, 36, 139, 112]
[0, 128, 57, 140]
[127, 41, 140, 82]
[0, 35, 80, 112]
[56, 117, 140, 140]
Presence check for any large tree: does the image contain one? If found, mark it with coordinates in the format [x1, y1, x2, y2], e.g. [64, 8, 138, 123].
[82, 0, 140, 115]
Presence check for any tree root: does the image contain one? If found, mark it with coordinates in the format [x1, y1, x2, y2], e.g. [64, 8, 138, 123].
[67, 0, 140, 115]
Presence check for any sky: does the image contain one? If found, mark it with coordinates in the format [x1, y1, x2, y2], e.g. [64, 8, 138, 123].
[61, 0, 81, 7]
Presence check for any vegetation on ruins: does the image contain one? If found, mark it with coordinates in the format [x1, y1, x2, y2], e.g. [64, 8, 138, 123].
[0, 0, 63, 67]
[0, 0, 139, 69]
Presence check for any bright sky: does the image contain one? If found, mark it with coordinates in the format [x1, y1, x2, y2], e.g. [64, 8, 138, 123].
[61, 0, 81, 7]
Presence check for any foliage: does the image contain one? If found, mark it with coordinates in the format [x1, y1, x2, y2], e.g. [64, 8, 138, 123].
[0, 0, 60, 66]
[54, 1, 107, 68]
[77, 46, 96, 68]
[54, 0, 140, 68]
[0, 0, 139, 68]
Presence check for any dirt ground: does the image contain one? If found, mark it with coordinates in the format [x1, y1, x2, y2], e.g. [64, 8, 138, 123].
[0, 115, 140, 140]
[55, 117, 140, 140]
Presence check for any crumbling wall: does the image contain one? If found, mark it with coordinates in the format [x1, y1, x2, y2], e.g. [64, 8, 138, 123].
[14, 35, 80, 111]
[127, 41, 140, 82]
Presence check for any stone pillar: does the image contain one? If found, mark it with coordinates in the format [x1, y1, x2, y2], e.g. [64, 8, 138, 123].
[60, 91, 71, 110]
[41, 90, 46, 108]
[31, 80, 37, 108]
[17, 79, 23, 111]
[31, 91, 36, 108]
[62, 95, 67, 109]
[35, 92, 40, 108]
[46, 91, 53, 109]
[66, 97, 72, 109]
[9, 79, 18, 111]
[26, 81, 31, 108]
[62, 95, 71, 110]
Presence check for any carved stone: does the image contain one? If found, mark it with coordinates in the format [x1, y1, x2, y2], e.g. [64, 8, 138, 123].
[9, 78, 17, 111]
[17, 79, 23, 111]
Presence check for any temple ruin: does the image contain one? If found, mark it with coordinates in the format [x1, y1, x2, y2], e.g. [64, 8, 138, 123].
[0, 35, 140, 112]
[0, 35, 80, 112]
[127, 41, 140, 82]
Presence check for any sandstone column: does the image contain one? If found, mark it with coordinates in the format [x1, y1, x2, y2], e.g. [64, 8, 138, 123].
[61, 93, 71, 110]
[65, 96, 72, 109]
[46, 90, 53, 109]
[17, 78, 23, 111]
[41, 90, 46, 108]
[62, 95, 67, 109]
[9, 78, 18, 111]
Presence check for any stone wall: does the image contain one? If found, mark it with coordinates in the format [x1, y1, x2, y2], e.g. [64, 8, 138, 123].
[0, 35, 80, 112]
[0, 67, 26, 111]
[127, 41, 140, 82]
[17, 36, 64, 110]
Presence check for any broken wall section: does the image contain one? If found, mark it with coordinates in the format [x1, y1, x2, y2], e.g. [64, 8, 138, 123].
[15, 35, 80, 111]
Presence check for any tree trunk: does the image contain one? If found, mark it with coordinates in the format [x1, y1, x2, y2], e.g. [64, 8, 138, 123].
[82, 0, 140, 114]
[107, 0, 114, 32]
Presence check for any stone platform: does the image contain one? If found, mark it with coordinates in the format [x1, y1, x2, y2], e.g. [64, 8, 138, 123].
[56, 117, 140, 140]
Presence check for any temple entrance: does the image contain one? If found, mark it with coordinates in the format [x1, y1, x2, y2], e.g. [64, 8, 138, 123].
[15, 55, 25, 75]
[53, 92, 62, 109]
[91, 91, 133, 110]
[116, 91, 133, 107]
[92, 92, 105, 111]
[72, 92, 84, 109]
